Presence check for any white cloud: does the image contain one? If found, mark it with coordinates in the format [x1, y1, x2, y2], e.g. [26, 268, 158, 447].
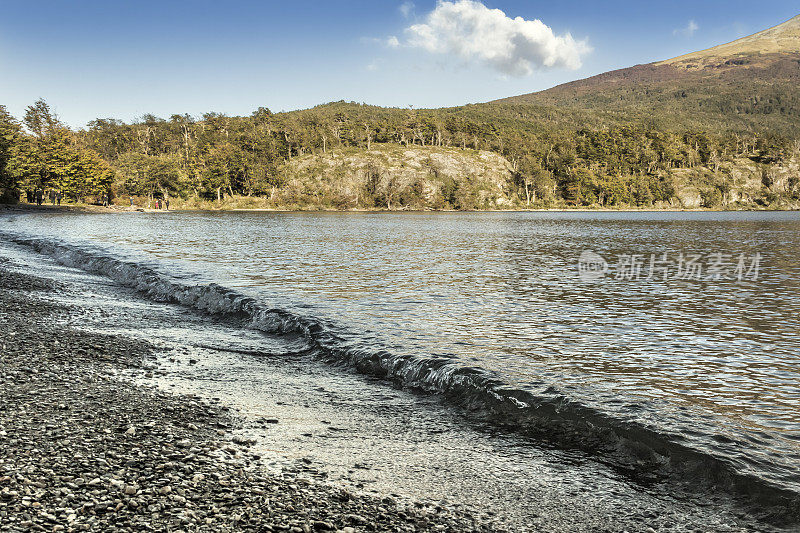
[404, 0, 590, 76]
[387, 36, 400, 48]
[399, 2, 415, 19]
[674, 20, 699, 38]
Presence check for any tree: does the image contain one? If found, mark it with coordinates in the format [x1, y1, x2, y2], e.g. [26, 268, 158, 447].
[59, 148, 115, 201]
[18, 101, 114, 203]
[116, 153, 183, 203]
[13, 100, 68, 191]
[23, 99, 61, 138]
[517, 154, 553, 206]
[563, 168, 600, 206]
[0, 106, 22, 202]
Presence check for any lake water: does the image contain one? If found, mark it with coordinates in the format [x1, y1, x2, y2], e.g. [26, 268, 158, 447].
[2, 210, 799, 528]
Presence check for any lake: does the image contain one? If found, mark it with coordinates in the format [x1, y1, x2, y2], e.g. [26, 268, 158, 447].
[3, 209, 799, 527]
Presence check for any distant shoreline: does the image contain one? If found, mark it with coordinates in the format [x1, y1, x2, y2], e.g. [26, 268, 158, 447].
[3, 203, 799, 214]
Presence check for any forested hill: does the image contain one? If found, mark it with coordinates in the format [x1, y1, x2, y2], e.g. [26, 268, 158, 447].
[1, 15, 799, 209]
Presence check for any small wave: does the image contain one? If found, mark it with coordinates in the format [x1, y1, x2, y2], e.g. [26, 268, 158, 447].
[3, 231, 798, 527]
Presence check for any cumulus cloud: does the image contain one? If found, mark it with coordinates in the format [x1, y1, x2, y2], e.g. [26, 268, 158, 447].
[404, 0, 590, 76]
[387, 35, 400, 48]
[674, 20, 699, 38]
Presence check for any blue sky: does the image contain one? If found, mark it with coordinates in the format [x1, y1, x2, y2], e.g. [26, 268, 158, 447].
[1, 1, 797, 127]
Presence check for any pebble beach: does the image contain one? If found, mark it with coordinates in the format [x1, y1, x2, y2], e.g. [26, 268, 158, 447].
[0, 262, 497, 532]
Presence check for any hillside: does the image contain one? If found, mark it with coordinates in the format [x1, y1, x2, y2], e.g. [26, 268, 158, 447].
[492, 15, 800, 136]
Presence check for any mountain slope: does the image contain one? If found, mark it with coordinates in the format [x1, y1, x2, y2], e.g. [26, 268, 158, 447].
[489, 15, 800, 136]
[662, 15, 800, 68]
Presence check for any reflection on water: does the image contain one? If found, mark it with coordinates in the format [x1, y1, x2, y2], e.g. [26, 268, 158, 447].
[4, 210, 800, 494]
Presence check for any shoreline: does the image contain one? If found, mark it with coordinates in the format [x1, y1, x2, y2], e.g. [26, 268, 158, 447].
[3, 203, 800, 214]
[0, 261, 497, 532]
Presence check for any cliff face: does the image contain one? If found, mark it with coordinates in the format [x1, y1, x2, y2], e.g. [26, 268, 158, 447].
[278, 144, 517, 210]
[671, 154, 800, 209]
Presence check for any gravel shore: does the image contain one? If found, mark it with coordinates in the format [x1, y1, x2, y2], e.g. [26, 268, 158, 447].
[0, 261, 499, 532]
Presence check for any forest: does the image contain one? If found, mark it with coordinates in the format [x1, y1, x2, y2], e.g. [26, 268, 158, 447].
[1, 96, 799, 210]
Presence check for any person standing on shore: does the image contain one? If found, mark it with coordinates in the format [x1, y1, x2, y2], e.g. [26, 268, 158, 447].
[36, 189, 43, 206]
[165, 198, 170, 210]
[56, 191, 62, 205]
[49, 190, 56, 205]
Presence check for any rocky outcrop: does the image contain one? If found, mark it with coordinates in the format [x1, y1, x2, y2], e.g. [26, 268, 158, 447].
[672, 154, 800, 209]
[279, 145, 516, 210]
